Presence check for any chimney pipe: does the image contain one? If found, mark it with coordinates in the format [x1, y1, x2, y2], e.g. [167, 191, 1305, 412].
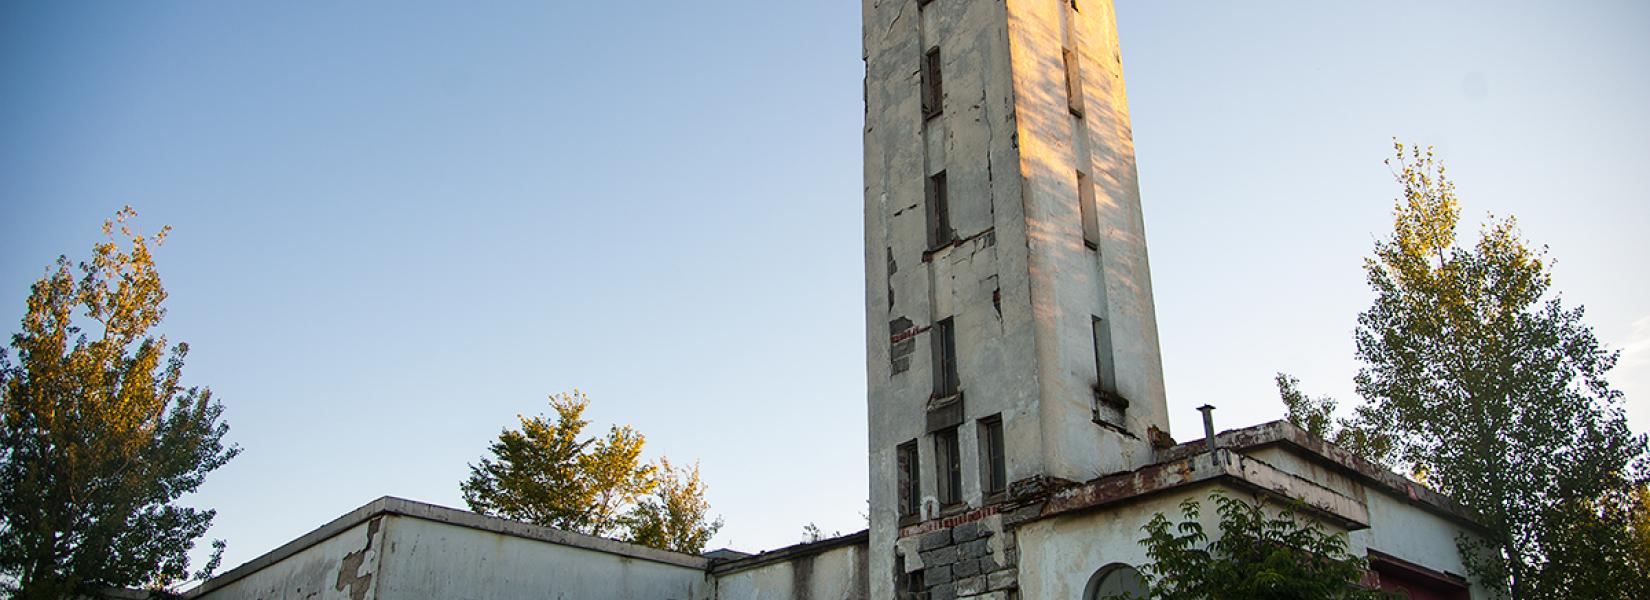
[1196, 405, 1217, 453]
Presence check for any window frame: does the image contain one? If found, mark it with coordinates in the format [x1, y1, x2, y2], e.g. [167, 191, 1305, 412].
[922, 46, 944, 119]
[979, 414, 1006, 496]
[925, 170, 953, 250]
[934, 426, 962, 507]
[932, 317, 959, 398]
[896, 440, 920, 519]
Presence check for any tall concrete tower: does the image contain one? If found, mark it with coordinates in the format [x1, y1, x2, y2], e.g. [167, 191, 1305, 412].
[863, 0, 1167, 596]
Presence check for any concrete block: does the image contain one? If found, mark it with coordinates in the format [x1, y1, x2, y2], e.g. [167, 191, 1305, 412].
[921, 546, 958, 567]
[919, 529, 953, 551]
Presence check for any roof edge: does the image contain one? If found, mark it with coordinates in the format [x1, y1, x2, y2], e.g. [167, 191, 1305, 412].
[1158, 420, 1490, 533]
[709, 529, 870, 576]
[184, 496, 711, 598]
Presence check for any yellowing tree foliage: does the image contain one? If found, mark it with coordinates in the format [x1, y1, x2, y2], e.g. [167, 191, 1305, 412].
[461, 391, 721, 553]
[0, 207, 238, 598]
[1281, 143, 1649, 598]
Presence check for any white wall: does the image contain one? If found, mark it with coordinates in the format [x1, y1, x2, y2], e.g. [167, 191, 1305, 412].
[713, 544, 868, 600]
[373, 516, 706, 600]
[195, 519, 385, 600]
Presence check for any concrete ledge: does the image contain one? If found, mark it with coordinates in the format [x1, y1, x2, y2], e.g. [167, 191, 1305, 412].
[1042, 448, 1372, 530]
[185, 496, 710, 598]
[1158, 420, 1489, 533]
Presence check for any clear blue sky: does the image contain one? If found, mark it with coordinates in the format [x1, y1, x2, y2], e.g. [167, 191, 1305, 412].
[3, 0, 1646, 574]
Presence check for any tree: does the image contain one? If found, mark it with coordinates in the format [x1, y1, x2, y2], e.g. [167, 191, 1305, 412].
[627, 459, 722, 554]
[1280, 142, 1649, 598]
[460, 391, 721, 553]
[1276, 373, 1393, 471]
[0, 207, 238, 598]
[1134, 493, 1394, 600]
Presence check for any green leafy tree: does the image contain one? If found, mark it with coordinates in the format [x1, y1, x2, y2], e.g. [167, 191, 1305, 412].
[1280, 142, 1649, 598]
[1135, 493, 1394, 600]
[1276, 373, 1394, 469]
[0, 207, 238, 598]
[627, 458, 722, 554]
[461, 391, 721, 552]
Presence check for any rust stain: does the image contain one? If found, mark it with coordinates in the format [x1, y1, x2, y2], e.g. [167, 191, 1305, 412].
[335, 516, 381, 600]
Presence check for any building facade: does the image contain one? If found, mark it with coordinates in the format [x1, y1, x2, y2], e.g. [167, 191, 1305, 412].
[172, 1, 1494, 599]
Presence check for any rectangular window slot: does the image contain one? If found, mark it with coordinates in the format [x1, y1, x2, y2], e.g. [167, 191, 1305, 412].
[931, 317, 959, 397]
[925, 171, 952, 249]
[935, 426, 962, 506]
[980, 414, 1006, 496]
[1063, 47, 1085, 117]
[922, 47, 944, 119]
[897, 440, 919, 518]
[1077, 170, 1100, 249]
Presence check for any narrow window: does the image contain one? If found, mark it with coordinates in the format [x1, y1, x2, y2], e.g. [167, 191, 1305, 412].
[935, 426, 962, 506]
[932, 317, 959, 398]
[979, 415, 1006, 495]
[1063, 47, 1086, 117]
[922, 47, 944, 119]
[1077, 170, 1100, 249]
[1093, 315, 1116, 394]
[925, 171, 952, 249]
[897, 440, 919, 518]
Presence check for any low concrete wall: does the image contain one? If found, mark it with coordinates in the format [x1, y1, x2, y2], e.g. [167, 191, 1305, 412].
[192, 518, 385, 600]
[711, 532, 869, 600]
[376, 516, 706, 600]
[189, 497, 710, 600]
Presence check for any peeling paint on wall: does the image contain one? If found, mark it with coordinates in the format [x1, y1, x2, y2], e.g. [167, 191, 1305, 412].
[334, 516, 380, 600]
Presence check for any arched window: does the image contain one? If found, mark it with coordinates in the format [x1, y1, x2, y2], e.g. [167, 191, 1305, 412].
[1083, 563, 1148, 600]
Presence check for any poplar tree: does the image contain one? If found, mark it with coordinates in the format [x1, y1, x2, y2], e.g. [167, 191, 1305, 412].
[0, 207, 238, 598]
[1282, 143, 1649, 598]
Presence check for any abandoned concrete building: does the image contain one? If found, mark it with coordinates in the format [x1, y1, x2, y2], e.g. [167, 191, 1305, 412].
[180, 1, 1493, 598]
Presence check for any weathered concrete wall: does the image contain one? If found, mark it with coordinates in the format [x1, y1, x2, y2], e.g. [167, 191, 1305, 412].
[711, 541, 869, 600]
[1016, 484, 1224, 599]
[1354, 487, 1490, 599]
[1246, 440, 1490, 597]
[1015, 443, 1493, 600]
[864, 0, 1168, 597]
[194, 519, 385, 600]
[863, 0, 1033, 598]
[1003, 0, 1166, 483]
[374, 516, 706, 600]
[190, 498, 711, 600]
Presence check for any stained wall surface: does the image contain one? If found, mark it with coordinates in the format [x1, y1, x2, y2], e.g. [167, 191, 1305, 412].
[712, 543, 869, 600]
[863, 1, 1169, 596]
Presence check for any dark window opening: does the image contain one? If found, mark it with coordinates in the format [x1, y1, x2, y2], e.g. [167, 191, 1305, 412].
[935, 426, 962, 506]
[925, 171, 953, 249]
[897, 440, 919, 518]
[922, 47, 944, 119]
[1084, 564, 1148, 600]
[932, 317, 959, 398]
[896, 554, 926, 599]
[980, 415, 1006, 495]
